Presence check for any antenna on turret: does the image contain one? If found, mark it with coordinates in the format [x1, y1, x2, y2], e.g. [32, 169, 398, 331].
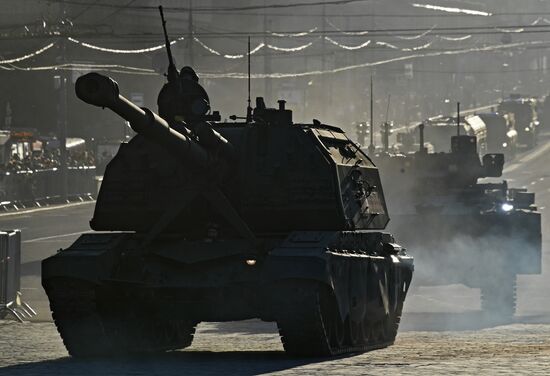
[246, 36, 253, 124]
[367, 76, 375, 155]
[159, 6, 179, 84]
[383, 94, 391, 152]
[456, 101, 461, 136]
[419, 122, 425, 153]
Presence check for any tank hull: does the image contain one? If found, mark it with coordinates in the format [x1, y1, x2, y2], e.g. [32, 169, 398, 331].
[42, 231, 413, 357]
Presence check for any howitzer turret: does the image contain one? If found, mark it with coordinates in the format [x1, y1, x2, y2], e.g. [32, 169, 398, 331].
[42, 69, 413, 358]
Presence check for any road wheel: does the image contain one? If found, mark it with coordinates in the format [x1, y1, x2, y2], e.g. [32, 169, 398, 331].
[276, 281, 345, 357]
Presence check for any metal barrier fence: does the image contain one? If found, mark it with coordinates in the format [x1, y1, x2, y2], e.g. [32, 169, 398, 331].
[0, 166, 96, 204]
[0, 230, 36, 322]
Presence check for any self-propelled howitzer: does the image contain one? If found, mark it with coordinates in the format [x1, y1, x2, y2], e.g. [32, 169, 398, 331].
[42, 72, 413, 357]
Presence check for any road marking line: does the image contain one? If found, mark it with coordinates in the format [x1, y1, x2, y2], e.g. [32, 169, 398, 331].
[0, 201, 95, 218]
[504, 142, 550, 173]
[23, 230, 93, 243]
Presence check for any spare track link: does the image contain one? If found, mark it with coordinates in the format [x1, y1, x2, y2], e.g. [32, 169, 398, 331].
[45, 278, 196, 357]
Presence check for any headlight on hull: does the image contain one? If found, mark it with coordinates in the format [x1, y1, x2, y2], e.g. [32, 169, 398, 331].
[501, 203, 514, 212]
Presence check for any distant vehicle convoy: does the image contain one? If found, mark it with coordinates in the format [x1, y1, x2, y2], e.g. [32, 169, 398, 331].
[356, 93, 546, 159]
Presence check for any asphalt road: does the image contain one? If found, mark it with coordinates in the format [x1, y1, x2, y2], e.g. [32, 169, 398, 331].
[0, 136, 549, 374]
[1, 320, 550, 376]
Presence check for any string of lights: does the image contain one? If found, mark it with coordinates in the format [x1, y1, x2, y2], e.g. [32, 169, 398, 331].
[3, 21, 550, 42]
[325, 19, 369, 36]
[375, 41, 400, 50]
[324, 36, 371, 50]
[393, 25, 436, 40]
[0, 30, 465, 67]
[267, 41, 314, 52]
[497, 27, 525, 33]
[67, 36, 184, 53]
[199, 39, 550, 79]
[0, 43, 55, 64]
[193, 35, 315, 58]
[3, 39, 546, 79]
[270, 27, 318, 38]
[0, 62, 156, 75]
[410, 3, 492, 17]
[0, 30, 478, 69]
[439, 35, 472, 41]
[194, 36, 265, 59]
[191, 31, 468, 59]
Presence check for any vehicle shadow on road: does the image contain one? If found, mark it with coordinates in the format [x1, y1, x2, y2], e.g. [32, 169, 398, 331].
[0, 350, 351, 376]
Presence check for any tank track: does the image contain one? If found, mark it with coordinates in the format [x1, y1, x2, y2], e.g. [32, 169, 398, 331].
[44, 278, 197, 357]
[480, 273, 517, 319]
[275, 280, 403, 357]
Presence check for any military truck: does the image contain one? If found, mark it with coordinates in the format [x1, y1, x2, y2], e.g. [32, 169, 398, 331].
[415, 116, 487, 154]
[498, 95, 539, 149]
[468, 113, 517, 159]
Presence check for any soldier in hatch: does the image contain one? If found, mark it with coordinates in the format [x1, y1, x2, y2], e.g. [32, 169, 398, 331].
[157, 66, 210, 124]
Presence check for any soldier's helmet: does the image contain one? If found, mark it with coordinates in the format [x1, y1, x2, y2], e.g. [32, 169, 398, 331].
[180, 66, 199, 82]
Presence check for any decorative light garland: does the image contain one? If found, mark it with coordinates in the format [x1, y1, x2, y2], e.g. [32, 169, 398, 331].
[0, 43, 55, 64]
[394, 25, 436, 40]
[67, 36, 184, 54]
[325, 36, 371, 50]
[439, 35, 471, 41]
[270, 27, 318, 37]
[325, 19, 369, 35]
[411, 3, 492, 17]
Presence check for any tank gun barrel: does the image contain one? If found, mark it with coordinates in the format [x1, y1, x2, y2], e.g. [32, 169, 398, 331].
[75, 72, 233, 171]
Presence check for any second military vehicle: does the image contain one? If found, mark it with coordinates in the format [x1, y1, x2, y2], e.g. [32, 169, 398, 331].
[375, 125, 540, 318]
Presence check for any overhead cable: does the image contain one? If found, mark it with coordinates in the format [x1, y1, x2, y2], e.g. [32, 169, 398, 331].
[43, 0, 371, 12]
